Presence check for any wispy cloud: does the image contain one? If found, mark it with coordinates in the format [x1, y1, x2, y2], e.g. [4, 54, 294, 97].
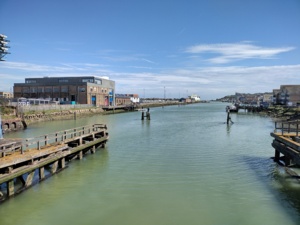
[1, 60, 300, 99]
[185, 42, 295, 64]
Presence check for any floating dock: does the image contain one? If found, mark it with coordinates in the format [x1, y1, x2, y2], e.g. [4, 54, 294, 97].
[0, 124, 108, 201]
[271, 120, 300, 167]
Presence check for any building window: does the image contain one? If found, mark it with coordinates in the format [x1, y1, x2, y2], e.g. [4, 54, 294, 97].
[22, 87, 29, 93]
[26, 80, 36, 83]
[95, 79, 102, 85]
[53, 87, 60, 93]
[45, 87, 52, 93]
[80, 88, 86, 92]
[61, 86, 68, 92]
[30, 87, 37, 93]
[82, 78, 94, 83]
[38, 87, 44, 93]
[59, 79, 69, 83]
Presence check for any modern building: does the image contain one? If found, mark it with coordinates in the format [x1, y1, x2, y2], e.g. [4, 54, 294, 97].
[13, 76, 115, 106]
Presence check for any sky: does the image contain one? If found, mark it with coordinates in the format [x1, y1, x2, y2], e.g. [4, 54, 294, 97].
[0, 0, 300, 100]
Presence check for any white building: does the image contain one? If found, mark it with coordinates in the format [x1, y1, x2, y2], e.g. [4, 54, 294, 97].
[190, 94, 201, 102]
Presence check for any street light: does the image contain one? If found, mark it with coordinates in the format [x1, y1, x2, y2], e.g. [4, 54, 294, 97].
[0, 34, 10, 61]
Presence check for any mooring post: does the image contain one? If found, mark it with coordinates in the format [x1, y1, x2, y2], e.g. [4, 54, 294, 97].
[146, 108, 150, 120]
[226, 111, 230, 124]
[141, 111, 145, 120]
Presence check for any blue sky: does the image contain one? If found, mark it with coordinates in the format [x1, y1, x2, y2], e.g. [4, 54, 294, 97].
[0, 0, 299, 100]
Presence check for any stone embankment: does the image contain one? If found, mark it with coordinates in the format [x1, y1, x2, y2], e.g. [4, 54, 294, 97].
[23, 108, 104, 124]
[257, 106, 300, 121]
[1, 107, 105, 133]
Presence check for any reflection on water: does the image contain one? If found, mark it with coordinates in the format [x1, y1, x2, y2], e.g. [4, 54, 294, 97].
[1, 102, 300, 225]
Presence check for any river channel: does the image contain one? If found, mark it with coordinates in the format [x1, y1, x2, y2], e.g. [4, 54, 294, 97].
[1, 102, 300, 225]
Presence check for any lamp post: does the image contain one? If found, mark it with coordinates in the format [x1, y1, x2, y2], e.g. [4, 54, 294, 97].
[0, 110, 3, 139]
[0, 34, 10, 61]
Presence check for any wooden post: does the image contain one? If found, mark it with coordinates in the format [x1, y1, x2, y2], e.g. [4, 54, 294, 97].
[7, 180, 14, 197]
[6, 166, 13, 174]
[274, 149, 280, 162]
[284, 155, 291, 167]
[60, 157, 65, 169]
[78, 151, 83, 160]
[227, 111, 230, 124]
[141, 112, 144, 120]
[25, 171, 35, 187]
[146, 112, 150, 120]
[91, 145, 96, 154]
[51, 161, 58, 174]
[146, 108, 150, 120]
[45, 135, 48, 146]
[39, 167, 45, 180]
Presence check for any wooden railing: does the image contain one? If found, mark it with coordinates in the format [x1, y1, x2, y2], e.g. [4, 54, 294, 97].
[21, 124, 107, 153]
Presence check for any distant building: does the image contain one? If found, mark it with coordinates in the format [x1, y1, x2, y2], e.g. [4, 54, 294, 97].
[115, 94, 139, 105]
[189, 94, 201, 102]
[272, 89, 281, 105]
[273, 85, 300, 106]
[0, 91, 13, 99]
[13, 76, 115, 106]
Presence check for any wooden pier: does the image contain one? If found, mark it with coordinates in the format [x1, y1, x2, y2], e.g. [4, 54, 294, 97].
[0, 124, 108, 201]
[271, 120, 300, 167]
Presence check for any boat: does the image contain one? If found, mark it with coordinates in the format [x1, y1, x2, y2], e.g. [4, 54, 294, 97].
[226, 104, 239, 113]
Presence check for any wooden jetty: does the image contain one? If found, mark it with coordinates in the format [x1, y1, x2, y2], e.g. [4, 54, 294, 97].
[0, 124, 108, 201]
[271, 120, 300, 167]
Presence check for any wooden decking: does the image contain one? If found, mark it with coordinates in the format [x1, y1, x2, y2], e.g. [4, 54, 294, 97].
[0, 124, 109, 201]
[271, 120, 300, 167]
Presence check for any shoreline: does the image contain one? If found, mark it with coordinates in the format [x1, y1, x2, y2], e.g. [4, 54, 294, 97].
[1, 102, 299, 133]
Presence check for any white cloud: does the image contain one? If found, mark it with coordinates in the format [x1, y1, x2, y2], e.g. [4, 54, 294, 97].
[185, 42, 295, 64]
[1, 60, 300, 99]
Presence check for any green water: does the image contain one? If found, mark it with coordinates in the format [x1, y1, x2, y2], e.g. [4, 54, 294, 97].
[1, 102, 300, 225]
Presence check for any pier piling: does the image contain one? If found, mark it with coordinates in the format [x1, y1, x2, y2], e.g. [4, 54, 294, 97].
[0, 124, 109, 201]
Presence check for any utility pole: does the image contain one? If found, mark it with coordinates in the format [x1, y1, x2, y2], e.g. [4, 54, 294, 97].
[0, 34, 10, 61]
[0, 110, 3, 139]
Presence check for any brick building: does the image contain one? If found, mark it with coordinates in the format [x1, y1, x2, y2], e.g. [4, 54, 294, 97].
[115, 94, 139, 105]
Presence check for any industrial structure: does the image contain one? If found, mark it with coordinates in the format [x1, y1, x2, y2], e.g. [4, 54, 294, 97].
[13, 76, 115, 106]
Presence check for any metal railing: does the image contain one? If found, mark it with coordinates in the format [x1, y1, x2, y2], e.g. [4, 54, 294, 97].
[274, 120, 300, 136]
